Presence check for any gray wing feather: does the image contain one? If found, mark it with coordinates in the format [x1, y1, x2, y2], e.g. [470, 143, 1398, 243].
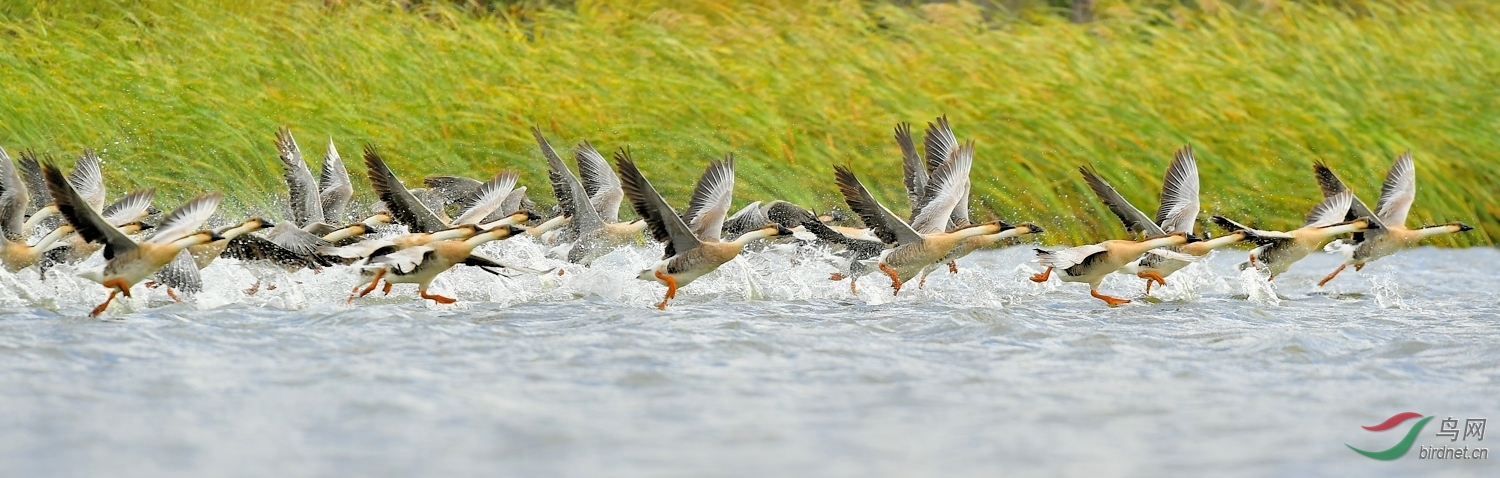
[1155, 145, 1200, 234]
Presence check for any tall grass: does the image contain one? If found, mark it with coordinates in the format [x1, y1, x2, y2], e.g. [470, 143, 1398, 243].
[0, 0, 1495, 244]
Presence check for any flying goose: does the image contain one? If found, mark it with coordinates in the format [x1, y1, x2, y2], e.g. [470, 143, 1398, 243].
[533, 128, 647, 264]
[44, 163, 222, 316]
[1212, 190, 1378, 281]
[1081, 145, 1244, 294]
[1311, 153, 1473, 286]
[1030, 232, 1199, 306]
[617, 149, 790, 309]
[834, 142, 1010, 295]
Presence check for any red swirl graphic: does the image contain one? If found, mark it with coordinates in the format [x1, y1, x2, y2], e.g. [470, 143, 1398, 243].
[1363, 412, 1424, 431]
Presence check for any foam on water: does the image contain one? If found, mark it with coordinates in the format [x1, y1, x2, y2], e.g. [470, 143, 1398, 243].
[1, 240, 1498, 477]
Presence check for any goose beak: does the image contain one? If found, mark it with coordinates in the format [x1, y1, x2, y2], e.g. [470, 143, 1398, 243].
[773, 225, 794, 236]
[1025, 222, 1044, 234]
[1457, 222, 1474, 232]
[209, 232, 227, 242]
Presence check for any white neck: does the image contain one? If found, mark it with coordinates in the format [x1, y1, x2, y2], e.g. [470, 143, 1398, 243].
[526, 215, 570, 236]
[1415, 224, 1459, 240]
[955, 224, 1002, 240]
[168, 234, 214, 250]
[1318, 221, 1365, 238]
[731, 228, 778, 246]
[429, 228, 474, 242]
[1140, 235, 1186, 249]
[23, 205, 58, 231]
[221, 222, 260, 241]
[1200, 232, 1244, 250]
[33, 225, 75, 249]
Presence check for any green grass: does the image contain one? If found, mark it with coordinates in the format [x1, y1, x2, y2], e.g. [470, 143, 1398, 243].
[1, 0, 1496, 245]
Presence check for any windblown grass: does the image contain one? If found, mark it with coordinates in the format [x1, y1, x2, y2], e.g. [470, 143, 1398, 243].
[1, 0, 1496, 245]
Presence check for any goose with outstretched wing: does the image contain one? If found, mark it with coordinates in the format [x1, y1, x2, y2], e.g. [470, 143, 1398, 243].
[532, 128, 647, 265]
[1312, 153, 1473, 286]
[617, 148, 790, 309]
[1212, 189, 1379, 281]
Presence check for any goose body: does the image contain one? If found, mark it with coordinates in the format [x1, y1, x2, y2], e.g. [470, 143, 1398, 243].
[355, 225, 526, 303]
[1212, 190, 1377, 280]
[1031, 233, 1196, 306]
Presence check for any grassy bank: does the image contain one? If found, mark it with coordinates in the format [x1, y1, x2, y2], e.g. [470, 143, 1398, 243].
[1, 0, 1496, 245]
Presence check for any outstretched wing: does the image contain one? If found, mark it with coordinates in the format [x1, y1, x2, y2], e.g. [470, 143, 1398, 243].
[681, 155, 736, 242]
[1310, 160, 1382, 228]
[576, 140, 625, 223]
[43, 162, 137, 259]
[153, 250, 204, 294]
[616, 148, 701, 258]
[1156, 145, 1200, 234]
[1375, 152, 1416, 226]
[910, 141, 973, 234]
[148, 193, 221, 244]
[1304, 190, 1353, 228]
[363, 145, 449, 233]
[896, 123, 926, 210]
[100, 188, 156, 227]
[1035, 244, 1108, 270]
[318, 138, 353, 222]
[70, 149, 107, 211]
[834, 165, 922, 246]
[18, 150, 50, 214]
[1080, 165, 1164, 236]
[0, 147, 29, 238]
[276, 127, 326, 226]
[452, 171, 519, 226]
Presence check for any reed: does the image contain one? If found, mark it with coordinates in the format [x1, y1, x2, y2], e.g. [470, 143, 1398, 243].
[1, 0, 1495, 244]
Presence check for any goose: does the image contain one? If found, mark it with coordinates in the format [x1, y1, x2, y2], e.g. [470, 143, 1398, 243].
[898, 119, 1043, 278]
[0, 147, 76, 272]
[43, 163, 222, 316]
[616, 149, 791, 309]
[1312, 153, 1474, 286]
[800, 217, 885, 294]
[424, 175, 536, 222]
[1211, 190, 1378, 281]
[833, 142, 1010, 295]
[1030, 232, 1199, 306]
[1081, 145, 1245, 294]
[29, 151, 158, 272]
[350, 223, 528, 304]
[532, 127, 647, 264]
[275, 127, 353, 235]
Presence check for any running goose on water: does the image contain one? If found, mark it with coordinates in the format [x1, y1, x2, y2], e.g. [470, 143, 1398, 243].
[44, 163, 222, 316]
[31, 151, 158, 272]
[1081, 145, 1245, 294]
[351, 221, 527, 304]
[533, 128, 647, 264]
[0, 147, 77, 272]
[1212, 189, 1378, 281]
[616, 149, 791, 310]
[1311, 153, 1473, 286]
[1029, 232, 1199, 306]
[897, 119, 1044, 281]
[834, 142, 1011, 295]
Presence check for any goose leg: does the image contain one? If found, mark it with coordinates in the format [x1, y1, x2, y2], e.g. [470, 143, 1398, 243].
[653, 270, 678, 310]
[102, 278, 132, 298]
[948, 261, 958, 274]
[829, 272, 844, 281]
[245, 281, 261, 295]
[1317, 263, 1347, 287]
[419, 288, 456, 304]
[349, 269, 387, 302]
[850, 279, 858, 295]
[167, 288, 182, 303]
[878, 263, 903, 295]
[382, 281, 394, 295]
[1029, 267, 1053, 283]
[1137, 271, 1166, 295]
[90, 290, 121, 317]
[1090, 289, 1130, 307]
[1354, 263, 1365, 272]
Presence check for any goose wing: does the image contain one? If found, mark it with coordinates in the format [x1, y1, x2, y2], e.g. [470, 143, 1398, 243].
[576, 140, 624, 222]
[371, 245, 433, 274]
[265, 220, 332, 255]
[0, 147, 28, 237]
[222, 233, 330, 269]
[275, 127, 326, 227]
[1080, 165, 1165, 236]
[452, 171, 518, 226]
[1035, 244, 1108, 270]
[70, 149, 107, 211]
[682, 155, 736, 242]
[152, 250, 204, 294]
[616, 148, 700, 258]
[721, 201, 766, 238]
[536, 128, 604, 233]
[833, 165, 922, 246]
[1311, 161, 1382, 228]
[363, 145, 449, 233]
[318, 138, 353, 222]
[910, 141, 973, 234]
[1375, 152, 1416, 226]
[1155, 145, 1200, 234]
[485, 186, 535, 224]
[17, 150, 50, 214]
[100, 188, 156, 227]
[43, 163, 137, 259]
[147, 193, 221, 244]
[896, 122, 926, 209]
[1304, 190, 1353, 228]
[423, 175, 484, 207]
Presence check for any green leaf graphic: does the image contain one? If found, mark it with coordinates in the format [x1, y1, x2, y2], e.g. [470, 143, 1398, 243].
[1347, 416, 1433, 460]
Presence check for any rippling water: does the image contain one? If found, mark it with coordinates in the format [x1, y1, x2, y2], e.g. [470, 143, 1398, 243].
[2, 240, 1497, 477]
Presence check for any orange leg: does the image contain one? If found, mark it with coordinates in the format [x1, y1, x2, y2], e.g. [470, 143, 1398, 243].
[850, 279, 858, 295]
[1144, 279, 1153, 295]
[878, 263, 903, 295]
[1137, 270, 1166, 295]
[101, 278, 132, 298]
[948, 261, 958, 274]
[382, 281, 394, 295]
[1354, 263, 1365, 272]
[266, 284, 277, 291]
[829, 272, 844, 281]
[349, 269, 387, 302]
[167, 288, 182, 303]
[653, 270, 678, 310]
[557, 269, 566, 276]
[1317, 263, 1347, 287]
[1030, 267, 1053, 283]
[1091, 289, 1131, 307]
[1248, 253, 1258, 268]
[419, 288, 457, 304]
[245, 281, 261, 295]
[90, 289, 121, 317]
[144, 281, 159, 289]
